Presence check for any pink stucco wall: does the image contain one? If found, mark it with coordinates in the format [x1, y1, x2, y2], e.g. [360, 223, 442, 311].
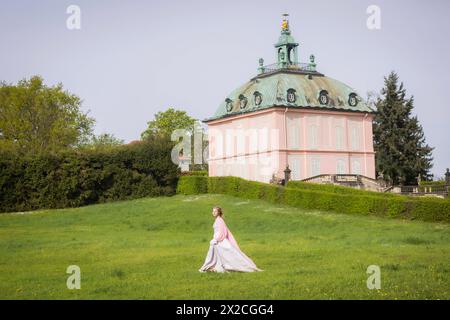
[206, 107, 375, 183]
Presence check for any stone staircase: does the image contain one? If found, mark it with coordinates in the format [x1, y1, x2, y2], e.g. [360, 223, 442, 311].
[301, 174, 389, 192]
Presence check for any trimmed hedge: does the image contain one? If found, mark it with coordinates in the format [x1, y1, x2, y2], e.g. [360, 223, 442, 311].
[176, 175, 208, 194]
[419, 180, 447, 186]
[286, 180, 399, 198]
[180, 170, 208, 176]
[177, 175, 450, 223]
[0, 137, 180, 213]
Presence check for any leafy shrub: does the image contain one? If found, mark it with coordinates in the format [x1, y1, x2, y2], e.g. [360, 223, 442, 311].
[176, 176, 208, 195]
[0, 136, 180, 213]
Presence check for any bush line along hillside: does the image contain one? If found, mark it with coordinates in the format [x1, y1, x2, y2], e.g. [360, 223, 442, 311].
[180, 170, 208, 176]
[2, 148, 448, 223]
[287, 180, 400, 198]
[177, 175, 450, 223]
[0, 138, 179, 213]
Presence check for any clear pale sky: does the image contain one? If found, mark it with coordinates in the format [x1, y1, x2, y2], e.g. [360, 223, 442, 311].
[1, 0, 449, 178]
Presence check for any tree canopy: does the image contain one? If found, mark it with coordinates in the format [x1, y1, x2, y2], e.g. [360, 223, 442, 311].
[79, 133, 124, 152]
[141, 107, 196, 139]
[141, 107, 208, 170]
[0, 76, 95, 155]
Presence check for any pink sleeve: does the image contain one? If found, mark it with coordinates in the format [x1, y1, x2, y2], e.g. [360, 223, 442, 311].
[214, 218, 228, 242]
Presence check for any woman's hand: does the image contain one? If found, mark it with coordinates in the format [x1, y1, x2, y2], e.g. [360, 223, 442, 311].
[210, 239, 218, 245]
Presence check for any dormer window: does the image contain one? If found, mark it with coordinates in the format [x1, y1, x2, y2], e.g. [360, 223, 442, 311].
[287, 89, 296, 103]
[239, 95, 248, 109]
[319, 90, 329, 105]
[254, 91, 263, 106]
[348, 93, 358, 107]
[225, 98, 233, 112]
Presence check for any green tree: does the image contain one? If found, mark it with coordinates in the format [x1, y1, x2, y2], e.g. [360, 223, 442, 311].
[373, 72, 433, 185]
[141, 107, 196, 139]
[0, 76, 95, 155]
[141, 108, 208, 171]
[79, 133, 124, 151]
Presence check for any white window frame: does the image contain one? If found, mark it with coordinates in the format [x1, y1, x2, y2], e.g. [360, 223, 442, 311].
[288, 155, 301, 180]
[351, 159, 361, 175]
[287, 116, 300, 149]
[336, 126, 344, 150]
[351, 126, 359, 150]
[309, 124, 318, 149]
[311, 157, 321, 176]
[336, 159, 346, 174]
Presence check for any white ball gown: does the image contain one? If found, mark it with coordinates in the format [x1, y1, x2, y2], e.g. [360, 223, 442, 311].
[199, 216, 262, 273]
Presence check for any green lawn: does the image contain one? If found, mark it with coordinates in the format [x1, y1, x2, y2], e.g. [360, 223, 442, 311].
[0, 194, 449, 299]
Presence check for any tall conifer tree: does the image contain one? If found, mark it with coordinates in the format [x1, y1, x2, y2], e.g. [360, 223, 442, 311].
[373, 72, 433, 185]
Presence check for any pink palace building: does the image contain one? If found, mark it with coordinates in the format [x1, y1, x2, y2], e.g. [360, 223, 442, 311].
[203, 16, 376, 183]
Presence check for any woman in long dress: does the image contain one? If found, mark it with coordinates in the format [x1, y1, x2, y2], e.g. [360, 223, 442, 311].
[199, 206, 262, 273]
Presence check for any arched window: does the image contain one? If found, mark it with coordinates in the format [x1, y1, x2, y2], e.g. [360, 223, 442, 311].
[239, 94, 248, 109]
[319, 90, 329, 105]
[278, 48, 285, 62]
[287, 88, 296, 103]
[225, 98, 233, 112]
[348, 93, 358, 107]
[253, 91, 262, 106]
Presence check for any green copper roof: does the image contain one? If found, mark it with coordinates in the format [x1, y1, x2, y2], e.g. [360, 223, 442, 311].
[203, 72, 373, 122]
[275, 32, 298, 48]
[203, 15, 373, 123]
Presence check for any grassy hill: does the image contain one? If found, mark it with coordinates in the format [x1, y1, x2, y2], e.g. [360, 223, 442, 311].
[0, 194, 449, 299]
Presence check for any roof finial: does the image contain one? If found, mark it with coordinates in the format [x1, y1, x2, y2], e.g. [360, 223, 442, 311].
[281, 13, 289, 32]
[309, 54, 317, 71]
[258, 57, 265, 74]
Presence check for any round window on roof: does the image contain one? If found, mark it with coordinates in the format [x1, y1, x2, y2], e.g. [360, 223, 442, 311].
[319, 90, 329, 105]
[239, 95, 248, 109]
[287, 89, 296, 103]
[254, 91, 262, 106]
[225, 98, 233, 112]
[348, 93, 358, 107]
